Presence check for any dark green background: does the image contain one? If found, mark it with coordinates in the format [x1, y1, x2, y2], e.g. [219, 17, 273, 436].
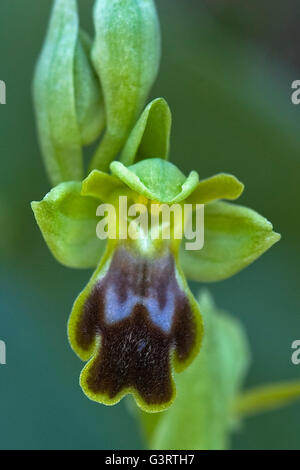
[0, 0, 299, 449]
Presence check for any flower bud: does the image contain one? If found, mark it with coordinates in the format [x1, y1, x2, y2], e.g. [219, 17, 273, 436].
[90, 0, 161, 172]
[74, 31, 105, 147]
[33, 0, 105, 186]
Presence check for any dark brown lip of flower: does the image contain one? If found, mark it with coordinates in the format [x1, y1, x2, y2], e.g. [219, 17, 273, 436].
[75, 247, 197, 406]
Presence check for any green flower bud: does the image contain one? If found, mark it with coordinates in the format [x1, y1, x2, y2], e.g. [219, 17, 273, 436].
[33, 0, 105, 186]
[90, 0, 161, 172]
[74, 30, 105, 146]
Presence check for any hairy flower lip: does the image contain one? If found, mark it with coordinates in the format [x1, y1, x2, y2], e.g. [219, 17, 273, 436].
[68, 243, 203, 412]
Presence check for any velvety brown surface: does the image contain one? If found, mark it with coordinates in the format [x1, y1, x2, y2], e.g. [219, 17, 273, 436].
[76, 247, 197, 405]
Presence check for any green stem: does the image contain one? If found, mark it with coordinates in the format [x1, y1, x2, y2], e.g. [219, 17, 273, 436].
[89, 131, 124, 173]
[233, 380, 300, 417]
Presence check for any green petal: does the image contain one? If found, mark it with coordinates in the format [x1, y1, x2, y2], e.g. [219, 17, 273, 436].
[120, 98, 171, 166]
[186, 173, 244, 204]
[234, 381, 300, 418]
[180, 201, 281, 282]
[90, 0, 161, 172]
[140, 290, 250, 450]
[110, 159, 199, 203]
[81, 169, 124, 202]
[31, 182, 104, 268]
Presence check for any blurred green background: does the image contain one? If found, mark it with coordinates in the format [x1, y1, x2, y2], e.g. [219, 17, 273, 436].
[0, 0, 300, 450]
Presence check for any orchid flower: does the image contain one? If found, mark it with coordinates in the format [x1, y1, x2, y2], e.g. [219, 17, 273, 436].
[32, 121, 279, 411]
[31, 0, 282, 417]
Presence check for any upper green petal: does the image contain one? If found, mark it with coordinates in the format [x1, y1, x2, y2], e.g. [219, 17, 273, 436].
[186, 173, 244, 204]
[81, 169, 124, 202]
[31, 182, 104, 269]
[180, 201, 281, 282]
[120, 98, 171, 166]
[110, 159, 199, 203]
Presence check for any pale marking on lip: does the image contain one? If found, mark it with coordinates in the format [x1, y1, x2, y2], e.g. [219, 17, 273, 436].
[104, 285, 176, 333]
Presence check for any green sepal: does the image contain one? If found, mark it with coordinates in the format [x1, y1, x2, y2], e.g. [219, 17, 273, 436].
[90, 0, 161, 172]
[181, 201, 281, 282]
[110, 159, 199, 203]
[186, 173, 244, 204]
[33, 0, 104, 185]
[140, 290, 250, 450]
[31, 182, 105, 269]
[120, 98, 171, 166]
[81, 169, 124, 202]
